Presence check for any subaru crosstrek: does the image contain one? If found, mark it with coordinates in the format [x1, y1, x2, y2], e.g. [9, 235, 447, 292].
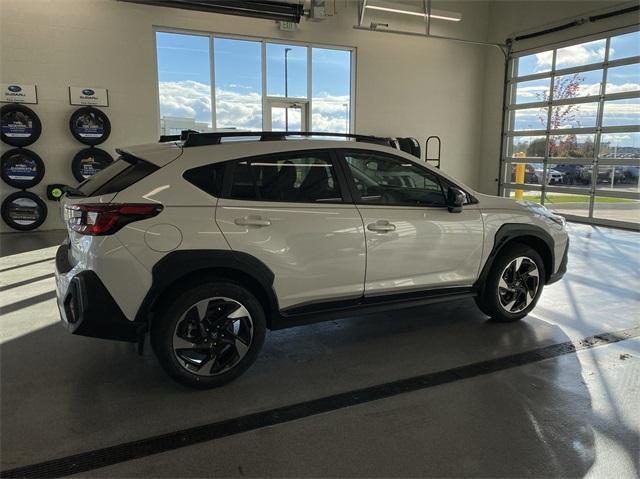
[55, 132, 569, 388]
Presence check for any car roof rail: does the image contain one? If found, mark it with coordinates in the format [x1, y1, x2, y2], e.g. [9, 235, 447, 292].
[170, 130, 394, 148]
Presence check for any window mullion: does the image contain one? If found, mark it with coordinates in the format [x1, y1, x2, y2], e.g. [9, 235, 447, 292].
[210, 34, 216, 131]
[591, 37, 611, 218]
[541, 49, 557, 206]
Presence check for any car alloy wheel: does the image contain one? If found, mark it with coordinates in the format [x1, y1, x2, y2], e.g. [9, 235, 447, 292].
[497, 256, 540, 314]
[172, 296, 254, 376]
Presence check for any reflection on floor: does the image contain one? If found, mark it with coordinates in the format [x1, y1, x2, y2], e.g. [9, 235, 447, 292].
[0, 224, 638, 477]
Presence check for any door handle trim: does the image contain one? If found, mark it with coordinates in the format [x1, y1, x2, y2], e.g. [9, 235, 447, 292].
[234, 217, 271, 227]
[367, 223, 396, 232]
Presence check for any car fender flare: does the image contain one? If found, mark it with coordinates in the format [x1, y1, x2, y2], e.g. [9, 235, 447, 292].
[135, 250, 279, 326]
[474, 223, 555, 291]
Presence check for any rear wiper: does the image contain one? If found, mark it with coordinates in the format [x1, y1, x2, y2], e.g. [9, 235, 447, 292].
[62, 186, 86, 197]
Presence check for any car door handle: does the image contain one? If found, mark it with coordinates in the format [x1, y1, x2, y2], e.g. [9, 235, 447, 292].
[234, 217, 271, 227]
[367, 222, 396, 232]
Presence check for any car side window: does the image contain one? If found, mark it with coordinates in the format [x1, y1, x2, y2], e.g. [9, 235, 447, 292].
[183, 162, 226, 197]
[343, 152, 446, 207]
[228, 152, 343, 203]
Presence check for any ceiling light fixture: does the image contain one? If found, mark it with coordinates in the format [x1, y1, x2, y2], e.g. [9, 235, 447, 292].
[365, 5, 462, 22]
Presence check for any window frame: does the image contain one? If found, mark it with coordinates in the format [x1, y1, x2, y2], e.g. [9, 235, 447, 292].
[153, 27, 356, 135]
[336, 149, 452, 208]
[501, 26, 640, 229]
[217, 149, 353, 205]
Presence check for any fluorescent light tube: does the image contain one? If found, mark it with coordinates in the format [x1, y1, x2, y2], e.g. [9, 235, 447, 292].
[366, 4, 462, 22]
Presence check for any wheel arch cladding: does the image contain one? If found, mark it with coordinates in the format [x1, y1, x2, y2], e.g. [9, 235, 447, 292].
[477, 224, 555, 288]
[510, 235, 553, 279]
[136, 250, 279, 328]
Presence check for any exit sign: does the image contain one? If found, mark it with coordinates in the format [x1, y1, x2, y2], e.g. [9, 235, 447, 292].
[279, 21, 297, 31]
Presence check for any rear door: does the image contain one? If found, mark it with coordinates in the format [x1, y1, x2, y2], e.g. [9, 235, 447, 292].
[215, 150, 366, 311]
[338, 149, 484, 296]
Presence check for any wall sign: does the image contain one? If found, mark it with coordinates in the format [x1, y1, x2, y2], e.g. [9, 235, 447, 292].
[69, 87, 109, 107]
[1, 84, 38, 104]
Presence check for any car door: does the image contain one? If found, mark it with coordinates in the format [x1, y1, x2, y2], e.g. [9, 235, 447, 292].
[338, 149, 484, 297]
[215, 150, 366, 311]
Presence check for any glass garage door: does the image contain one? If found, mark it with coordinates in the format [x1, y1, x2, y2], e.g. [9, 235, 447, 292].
[501, 29, 640, 229]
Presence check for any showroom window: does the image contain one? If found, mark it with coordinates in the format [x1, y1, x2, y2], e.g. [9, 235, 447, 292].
[155, 31, 354, 135]
[502, 29, 640, 228]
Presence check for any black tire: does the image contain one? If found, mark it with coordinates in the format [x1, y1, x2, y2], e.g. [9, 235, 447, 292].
[397, 137, 421, 159]
[1, 104, 42, 147]
[1, 148, 45, 189]
[71, 147, 113, 183]
[151, 280, 266, 389]
[475, 242, 545, 322]
[1, 191, 47, 231]
[69, 107, 111, 145]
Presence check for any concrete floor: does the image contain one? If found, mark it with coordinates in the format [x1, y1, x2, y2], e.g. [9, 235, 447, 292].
[1, 224, 639, 477]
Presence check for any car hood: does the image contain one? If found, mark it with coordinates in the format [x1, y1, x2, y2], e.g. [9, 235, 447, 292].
[474, 192, 544, 214]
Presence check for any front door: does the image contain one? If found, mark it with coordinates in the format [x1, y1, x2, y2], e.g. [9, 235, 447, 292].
[215, 150, 366, 311]
[265, 100, 308, 132]
[339, 150, 484, 296]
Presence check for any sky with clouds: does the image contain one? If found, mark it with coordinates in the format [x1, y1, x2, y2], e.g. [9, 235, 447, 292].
[156, 32, 351, 133]
[511, 31, 639, 146]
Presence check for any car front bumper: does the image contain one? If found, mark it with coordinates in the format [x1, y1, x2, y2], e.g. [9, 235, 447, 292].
[55, 242, 145, 343]
[547, 237, 569, 285]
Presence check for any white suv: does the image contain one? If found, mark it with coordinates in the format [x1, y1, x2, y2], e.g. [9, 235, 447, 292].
[55, 132, 569, 388]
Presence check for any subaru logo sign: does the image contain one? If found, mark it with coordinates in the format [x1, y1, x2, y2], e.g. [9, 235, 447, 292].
[8, 85, 22, 93]
[82, 89, 95, 96]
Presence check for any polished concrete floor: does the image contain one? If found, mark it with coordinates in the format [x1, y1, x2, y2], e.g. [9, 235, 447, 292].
[1, 224, 639, 477]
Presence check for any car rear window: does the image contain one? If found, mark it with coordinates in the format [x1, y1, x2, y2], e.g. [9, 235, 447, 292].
[78, 154, 158, 196]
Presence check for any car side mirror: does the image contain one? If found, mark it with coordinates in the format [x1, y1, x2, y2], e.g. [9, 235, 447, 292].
[447, 187, 465, 213]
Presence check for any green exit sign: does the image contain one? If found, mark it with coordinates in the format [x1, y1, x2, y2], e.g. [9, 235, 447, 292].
[279, 21, 297, 31]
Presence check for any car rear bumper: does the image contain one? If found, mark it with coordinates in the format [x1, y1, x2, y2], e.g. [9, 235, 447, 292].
[55, 242, 145, 343]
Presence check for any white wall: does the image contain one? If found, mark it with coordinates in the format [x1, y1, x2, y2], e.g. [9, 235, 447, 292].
[0, 0, 492, 231]
[477, 0, 636, 195]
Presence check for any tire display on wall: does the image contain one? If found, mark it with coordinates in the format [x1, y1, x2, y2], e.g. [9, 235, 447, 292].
[1, 148, 45, 189]
[1, 191, 47, 231]
[69, 107, 111, 145]
[71, 147, 113, 182]
[1, 104, 42, 147]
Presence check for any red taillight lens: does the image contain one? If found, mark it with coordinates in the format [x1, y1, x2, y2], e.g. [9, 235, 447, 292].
[66, 203, 163, 236]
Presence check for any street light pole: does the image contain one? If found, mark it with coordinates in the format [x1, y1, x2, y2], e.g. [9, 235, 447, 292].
[342, 103, 349, 133]
[284, 47, 292, 131]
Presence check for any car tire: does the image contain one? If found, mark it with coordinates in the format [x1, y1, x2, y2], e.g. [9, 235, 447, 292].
[1, 191, 47, 231]
[151, 280, 266, 389]
[475, 242, 545, 322]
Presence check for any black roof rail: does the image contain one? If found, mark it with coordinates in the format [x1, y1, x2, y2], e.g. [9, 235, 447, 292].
[176, 130, 394, 148]
[159, 134, 181, 142]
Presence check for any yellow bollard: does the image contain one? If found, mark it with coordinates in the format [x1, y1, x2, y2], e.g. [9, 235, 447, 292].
[514, 163, 525, 200]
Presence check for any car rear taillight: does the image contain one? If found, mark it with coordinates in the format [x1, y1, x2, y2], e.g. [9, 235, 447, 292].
[66, 203, 163, 236]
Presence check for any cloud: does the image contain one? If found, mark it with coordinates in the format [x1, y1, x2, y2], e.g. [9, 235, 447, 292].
[605, 82, 640, 94]
[159, 80, 212, 123]
[215, 88, 263, 129]
[159, 81, 351, 132]
[517, 85, 549, 99]
[534, 42, 606, 71]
